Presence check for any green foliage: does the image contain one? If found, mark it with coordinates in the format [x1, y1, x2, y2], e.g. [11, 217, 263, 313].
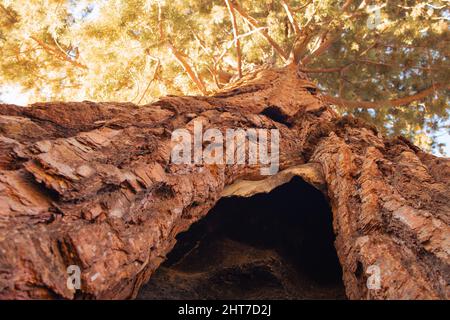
[0, 0, 449, 153]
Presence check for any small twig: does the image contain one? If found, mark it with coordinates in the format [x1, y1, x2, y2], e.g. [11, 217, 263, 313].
[137, 58, 160, 105]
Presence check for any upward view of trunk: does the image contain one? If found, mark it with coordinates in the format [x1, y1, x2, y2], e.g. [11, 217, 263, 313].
[0, 64, 448, 299]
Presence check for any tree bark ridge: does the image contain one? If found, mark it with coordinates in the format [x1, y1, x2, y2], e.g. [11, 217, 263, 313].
[0, 64, 448, 299]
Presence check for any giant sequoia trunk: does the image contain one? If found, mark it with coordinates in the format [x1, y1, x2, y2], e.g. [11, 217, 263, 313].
[0, 64, 448, 299]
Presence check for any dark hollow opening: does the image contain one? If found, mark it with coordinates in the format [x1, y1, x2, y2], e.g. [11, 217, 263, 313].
[138, 177, 346, 299]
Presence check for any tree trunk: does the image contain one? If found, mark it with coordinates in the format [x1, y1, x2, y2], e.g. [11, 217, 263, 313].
[0, 64, 448, 299]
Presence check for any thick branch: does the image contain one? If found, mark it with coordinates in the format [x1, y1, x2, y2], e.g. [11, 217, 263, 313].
[323, 83, 450, 109]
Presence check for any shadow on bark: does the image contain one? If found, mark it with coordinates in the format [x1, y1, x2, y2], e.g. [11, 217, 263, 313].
[138, 177, 346, 299]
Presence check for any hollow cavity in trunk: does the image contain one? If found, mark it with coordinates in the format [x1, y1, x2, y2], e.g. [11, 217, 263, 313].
[138, 177, 345, 299]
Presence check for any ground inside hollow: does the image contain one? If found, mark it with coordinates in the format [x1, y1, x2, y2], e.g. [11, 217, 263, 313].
[137, 177, 346, 300]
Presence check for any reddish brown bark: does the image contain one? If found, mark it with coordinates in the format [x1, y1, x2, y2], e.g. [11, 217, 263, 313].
[0, 64, 448, 299]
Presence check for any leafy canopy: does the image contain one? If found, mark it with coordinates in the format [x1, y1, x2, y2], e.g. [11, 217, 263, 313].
[0, 0, 449, 153]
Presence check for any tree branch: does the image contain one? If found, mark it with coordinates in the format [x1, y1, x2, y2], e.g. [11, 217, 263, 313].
[299, 0, 363, 66]
[300, 31, 337, 65]
[225, 0, 242, 78]
[157, 0, 164, 40]
[168, 42, 208, 95]
[300, 58, 449, 74]
[281, 0, 300, 35]
[299, 64, 352, 73]
[215, 27, 267, 69]
[291, 0, 313, 12]
[0, 4, 18, 23]
[231, 0, 289, 61]
[30, 36, 88, 70]
[341, 0, 354, 12]
[156, 2, 207, 95]
[137, 58, 160, 105]
[322, 83, 450, 109]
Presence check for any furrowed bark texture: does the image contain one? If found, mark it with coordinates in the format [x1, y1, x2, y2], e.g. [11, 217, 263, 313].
[0, 64, 448, 299]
